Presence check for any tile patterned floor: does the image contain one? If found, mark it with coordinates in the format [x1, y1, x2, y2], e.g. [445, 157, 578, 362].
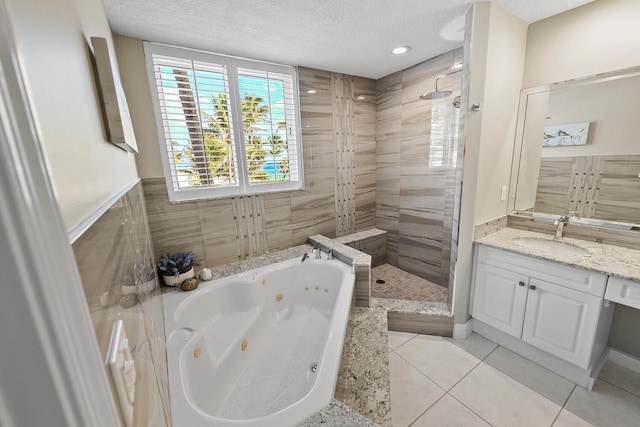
[372, 264, 448, 303]
[388, 331, 640, 427]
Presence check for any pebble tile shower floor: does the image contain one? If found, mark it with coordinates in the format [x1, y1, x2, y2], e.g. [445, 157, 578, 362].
[372, 264, 448, 303]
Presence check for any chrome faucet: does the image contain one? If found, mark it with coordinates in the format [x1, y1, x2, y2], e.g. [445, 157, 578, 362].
[554, 215, 569, 239]
[314, 245, 322, 259]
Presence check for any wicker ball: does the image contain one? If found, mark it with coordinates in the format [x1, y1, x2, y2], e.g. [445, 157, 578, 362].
[180, 276, 199, 291]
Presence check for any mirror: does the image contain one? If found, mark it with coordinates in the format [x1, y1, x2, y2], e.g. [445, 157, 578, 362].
[509, 66, 640, 227]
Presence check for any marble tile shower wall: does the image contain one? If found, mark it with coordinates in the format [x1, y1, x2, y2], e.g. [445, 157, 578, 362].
[376, 48, 464, 288]
[72, 182, 170, 426]
[144, 67, 376, 268]
[535, 154, 640, 224]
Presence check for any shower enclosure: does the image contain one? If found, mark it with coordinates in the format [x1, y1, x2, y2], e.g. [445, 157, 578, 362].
[374, 48, 465, 306]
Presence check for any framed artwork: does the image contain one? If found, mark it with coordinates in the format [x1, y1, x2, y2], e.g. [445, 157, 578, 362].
[543, 122, 590, 147]
[91, 36, 138, 153]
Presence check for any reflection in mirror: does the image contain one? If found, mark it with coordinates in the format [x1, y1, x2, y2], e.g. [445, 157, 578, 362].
[509, 66, 640, 228]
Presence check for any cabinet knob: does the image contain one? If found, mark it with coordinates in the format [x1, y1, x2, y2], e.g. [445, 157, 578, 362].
[529, 285, 537, 291]
[518, 281, 526, 287]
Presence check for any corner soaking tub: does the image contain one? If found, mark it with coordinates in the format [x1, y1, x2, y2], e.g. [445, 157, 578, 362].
[162, 253, 355, 426]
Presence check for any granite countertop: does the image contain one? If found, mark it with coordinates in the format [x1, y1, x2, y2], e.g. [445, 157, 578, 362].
[476, 227, 640, 282]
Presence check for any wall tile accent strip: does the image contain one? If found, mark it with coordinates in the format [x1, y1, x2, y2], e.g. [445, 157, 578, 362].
[332, 73, 357, 236]
[567, 156, 604, 217]
[232, 195, 267, 258]
[536, 154, 640, 224]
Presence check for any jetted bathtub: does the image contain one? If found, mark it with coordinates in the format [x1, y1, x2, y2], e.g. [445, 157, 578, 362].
[162, 252, 355, 426]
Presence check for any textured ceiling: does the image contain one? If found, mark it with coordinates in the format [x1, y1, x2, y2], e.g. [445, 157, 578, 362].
[103, 0, 593, 79]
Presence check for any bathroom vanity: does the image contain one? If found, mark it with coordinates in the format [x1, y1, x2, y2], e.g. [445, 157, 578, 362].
[470, 227, 640, 389]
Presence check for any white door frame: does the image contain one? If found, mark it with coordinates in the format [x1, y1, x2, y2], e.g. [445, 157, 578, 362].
[0, 2, 120, 426]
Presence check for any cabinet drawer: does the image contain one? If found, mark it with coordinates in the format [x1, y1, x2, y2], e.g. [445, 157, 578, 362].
[476, 245, 607, 297]
[605, 277, 640, 310]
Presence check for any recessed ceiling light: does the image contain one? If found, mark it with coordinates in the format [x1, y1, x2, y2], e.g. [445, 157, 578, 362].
[307, 89, 317, 94]
[452, 62, 463, 70]
[391, 46, 410, 55]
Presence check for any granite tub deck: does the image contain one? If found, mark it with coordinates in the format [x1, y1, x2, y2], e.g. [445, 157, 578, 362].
[333, 305, 390, 426]
[169, 242, 390, 426]
[475, 227, 640, 282]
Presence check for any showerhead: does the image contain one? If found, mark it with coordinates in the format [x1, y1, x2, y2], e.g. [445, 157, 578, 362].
[420, 90, 453, 100]
[419, 68, 462, 101]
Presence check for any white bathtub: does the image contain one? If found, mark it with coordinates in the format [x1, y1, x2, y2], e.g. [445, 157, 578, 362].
[163, 253, 355, 426]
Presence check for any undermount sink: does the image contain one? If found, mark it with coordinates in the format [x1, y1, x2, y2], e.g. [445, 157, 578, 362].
[512, 237, 589, 257]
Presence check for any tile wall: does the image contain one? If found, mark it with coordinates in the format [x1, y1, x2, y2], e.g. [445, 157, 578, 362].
[376, 48, 464, 288]
[144, 67, 377, 268]
[72, 181, 170, 426]
[535, 154, 640, 224]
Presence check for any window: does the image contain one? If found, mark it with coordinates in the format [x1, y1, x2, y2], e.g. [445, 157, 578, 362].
[144, 43, 303, 201]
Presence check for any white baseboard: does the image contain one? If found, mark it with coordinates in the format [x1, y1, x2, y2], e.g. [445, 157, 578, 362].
[607, 348, 640, 373]
[452, 318, 473, 340]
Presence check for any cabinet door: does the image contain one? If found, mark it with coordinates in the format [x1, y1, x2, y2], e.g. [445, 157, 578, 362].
[522, 278, 601, 369]
[472, 263, 529, 338]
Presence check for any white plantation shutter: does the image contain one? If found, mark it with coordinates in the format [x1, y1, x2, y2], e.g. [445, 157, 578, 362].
[236, 68, 300, 185]
[144, 43, 303, 201]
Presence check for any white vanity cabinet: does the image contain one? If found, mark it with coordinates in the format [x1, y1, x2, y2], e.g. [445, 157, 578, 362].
[471, 245, 611, 370]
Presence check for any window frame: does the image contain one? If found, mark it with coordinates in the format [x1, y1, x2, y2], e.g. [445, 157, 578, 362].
[143, 42, 304, 202]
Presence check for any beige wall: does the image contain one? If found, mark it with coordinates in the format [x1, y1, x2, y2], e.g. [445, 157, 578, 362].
[524, 0, 640, 87]
[453, 2, 528, 322]
[4, 0, 139, 232]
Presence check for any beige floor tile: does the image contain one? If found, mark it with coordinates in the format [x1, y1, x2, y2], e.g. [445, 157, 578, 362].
[388, 331, 417, 352]
[446, 332, 498, 360]
[565, 380, 640, 427]
[395, 335, 480, 390]
[553, 409, 595, 427]
[389, 352, 445, 427]
[450, 362, 561, 427]
[598, 361, 640, 398]
[411, 394, 491, 427]
[485, 346, 576, 405]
